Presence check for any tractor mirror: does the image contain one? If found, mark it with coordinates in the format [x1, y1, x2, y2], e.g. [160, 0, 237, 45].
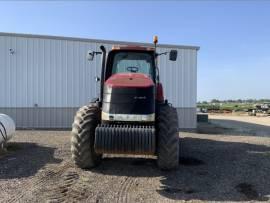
[87, 51, 95, 61]
[169, 50, 177, 61]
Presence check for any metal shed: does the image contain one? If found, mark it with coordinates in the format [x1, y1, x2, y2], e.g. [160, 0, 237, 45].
[0, 32, 199, 129]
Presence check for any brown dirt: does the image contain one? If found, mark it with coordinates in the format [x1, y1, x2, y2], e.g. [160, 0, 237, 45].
[0, 116, 270, 202]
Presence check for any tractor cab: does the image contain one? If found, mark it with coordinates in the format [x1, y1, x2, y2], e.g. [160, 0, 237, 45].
[102, 46, 157, 123]
[105, 46, 156, 81]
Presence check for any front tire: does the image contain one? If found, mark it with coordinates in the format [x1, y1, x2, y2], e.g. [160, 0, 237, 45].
[71, 104, 101, 169]
[156, 104, 179, 170]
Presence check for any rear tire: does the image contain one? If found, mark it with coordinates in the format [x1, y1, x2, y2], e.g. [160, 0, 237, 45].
[71, 103, 101, 169]
[156, 104, 179, 170]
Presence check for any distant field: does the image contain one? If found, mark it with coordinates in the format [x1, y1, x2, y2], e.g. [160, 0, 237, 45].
[198, 102, 254, 112]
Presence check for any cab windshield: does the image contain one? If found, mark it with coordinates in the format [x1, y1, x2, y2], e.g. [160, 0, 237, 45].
[111, 52, 154, 79]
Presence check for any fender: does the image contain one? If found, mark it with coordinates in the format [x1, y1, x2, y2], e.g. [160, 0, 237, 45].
[156, 83, 164, 102]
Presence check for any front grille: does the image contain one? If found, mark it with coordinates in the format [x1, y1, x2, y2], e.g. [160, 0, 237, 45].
[94, 124, 155, 155]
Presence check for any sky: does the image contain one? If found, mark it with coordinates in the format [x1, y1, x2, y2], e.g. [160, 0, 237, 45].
[0, 1, 269, 101]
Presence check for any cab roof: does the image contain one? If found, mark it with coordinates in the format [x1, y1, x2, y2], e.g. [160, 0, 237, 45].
[111, 45, 155, 51]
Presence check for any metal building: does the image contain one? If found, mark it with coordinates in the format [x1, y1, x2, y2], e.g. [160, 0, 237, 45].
[0, 32, 199, 129]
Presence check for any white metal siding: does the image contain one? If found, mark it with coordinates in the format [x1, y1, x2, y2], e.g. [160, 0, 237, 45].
[0, 35, 197, 108]
[157, 47, 197, 108]
[0, 33, 198, 128]
[0, 36, 102, 108]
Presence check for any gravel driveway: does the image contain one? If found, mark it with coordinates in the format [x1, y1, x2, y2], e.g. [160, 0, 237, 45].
[0, 116, 270, 202]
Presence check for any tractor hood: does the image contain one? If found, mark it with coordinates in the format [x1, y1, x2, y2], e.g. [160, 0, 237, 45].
[102, 73, 155, 122]
[105, 73, 154, 88]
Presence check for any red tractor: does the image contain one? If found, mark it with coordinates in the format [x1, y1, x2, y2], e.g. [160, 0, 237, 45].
[71, 36, 179, 170]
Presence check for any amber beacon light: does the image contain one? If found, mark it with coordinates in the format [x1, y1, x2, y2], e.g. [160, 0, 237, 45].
[153, 35, 158, 44]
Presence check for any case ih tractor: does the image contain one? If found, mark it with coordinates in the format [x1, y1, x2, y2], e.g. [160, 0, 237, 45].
[71, 36, 179, 170]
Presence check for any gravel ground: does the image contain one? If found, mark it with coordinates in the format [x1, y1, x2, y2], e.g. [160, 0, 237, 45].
[210, 114, 270, 127]
[0, 116, 270, 202]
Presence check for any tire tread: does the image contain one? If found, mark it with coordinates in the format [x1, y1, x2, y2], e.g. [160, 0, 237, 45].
[70, 104, 101, 169]
[156, 104, 179, 170]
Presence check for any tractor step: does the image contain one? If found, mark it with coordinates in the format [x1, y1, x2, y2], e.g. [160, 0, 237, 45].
[94, 124, 155, 155]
